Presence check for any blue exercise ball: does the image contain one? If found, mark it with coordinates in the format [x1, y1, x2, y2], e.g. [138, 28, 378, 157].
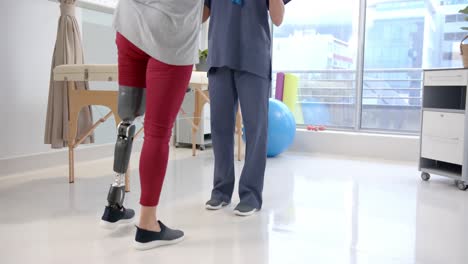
[242, 99, 296, 157]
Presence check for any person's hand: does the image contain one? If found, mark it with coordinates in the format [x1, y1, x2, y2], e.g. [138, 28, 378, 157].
[202, 6, 210, 23]
[269, 0, 285, 26]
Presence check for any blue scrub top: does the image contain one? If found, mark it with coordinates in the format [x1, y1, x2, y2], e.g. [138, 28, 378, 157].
[205, 0, 272, 80]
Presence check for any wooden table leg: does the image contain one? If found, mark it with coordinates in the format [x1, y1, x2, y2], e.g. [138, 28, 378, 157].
[68, 145, 75, 183]
[192, 92, 199, 156]
[68, 86, 80, 183]
[236, 108, 242, 161]
[192, 89, 208, 156]
[125, 169, 130, 193]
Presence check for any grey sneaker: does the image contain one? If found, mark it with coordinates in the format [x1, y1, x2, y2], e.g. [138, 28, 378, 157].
[233, 203, 258, 216]
[205, 198, 230, 210]
[133, 221, 184, 251]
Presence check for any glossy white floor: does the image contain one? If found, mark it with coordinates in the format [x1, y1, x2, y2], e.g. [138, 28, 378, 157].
[1, 148, 468, 264]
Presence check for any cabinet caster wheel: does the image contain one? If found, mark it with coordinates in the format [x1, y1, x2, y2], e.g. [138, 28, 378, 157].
[174, 143, 180, 148]
[456, 181, 468, 191]
[421, 172, 430, 181]
[199, 145, 205, 151]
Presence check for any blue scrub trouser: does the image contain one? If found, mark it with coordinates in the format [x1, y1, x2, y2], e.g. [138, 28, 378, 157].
[208, 67, 269, 209]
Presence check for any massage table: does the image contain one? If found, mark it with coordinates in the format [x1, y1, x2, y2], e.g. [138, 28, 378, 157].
[53, 64, 243, 187]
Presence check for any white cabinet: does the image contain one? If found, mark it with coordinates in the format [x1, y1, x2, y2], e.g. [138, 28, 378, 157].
[419, 69, 468, 190]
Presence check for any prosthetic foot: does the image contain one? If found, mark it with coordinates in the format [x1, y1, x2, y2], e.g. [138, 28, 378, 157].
[100, 185, 136, 229]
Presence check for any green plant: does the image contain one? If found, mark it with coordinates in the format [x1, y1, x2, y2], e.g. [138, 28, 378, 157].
[460, 6, 468, 31]
[199, 49, 208, 60]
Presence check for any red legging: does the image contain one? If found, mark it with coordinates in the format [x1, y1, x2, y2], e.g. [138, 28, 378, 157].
[116, 33, 192, 207]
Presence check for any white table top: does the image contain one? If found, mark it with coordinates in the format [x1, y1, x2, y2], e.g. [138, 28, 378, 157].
[53, 64, 208, 88]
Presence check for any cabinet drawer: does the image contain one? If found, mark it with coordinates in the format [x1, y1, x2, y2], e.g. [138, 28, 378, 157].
[424, 70, 468, 86]
[422, 111, 465, 140]
[421, 136, 464, 165]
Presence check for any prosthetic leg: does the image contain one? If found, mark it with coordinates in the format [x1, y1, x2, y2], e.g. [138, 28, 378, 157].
[100, 86, 146, 229]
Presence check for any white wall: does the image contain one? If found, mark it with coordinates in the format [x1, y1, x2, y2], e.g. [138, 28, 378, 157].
[1, 0, 60, 158]
[290, 130, 419, 162]
[0, 0, 84, 159]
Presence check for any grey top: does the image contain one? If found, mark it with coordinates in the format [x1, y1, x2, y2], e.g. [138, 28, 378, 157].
[205, 0, 272, 79]
[114, 0, 203, 66]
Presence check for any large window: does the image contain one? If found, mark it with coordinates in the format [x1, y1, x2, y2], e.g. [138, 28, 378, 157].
[273, 0, 467, 133]
[272, 0, 361, 128]
[79, 0, 467, 134]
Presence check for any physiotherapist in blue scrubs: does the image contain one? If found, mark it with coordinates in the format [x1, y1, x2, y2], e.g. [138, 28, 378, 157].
[203, 0, 288, 216]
